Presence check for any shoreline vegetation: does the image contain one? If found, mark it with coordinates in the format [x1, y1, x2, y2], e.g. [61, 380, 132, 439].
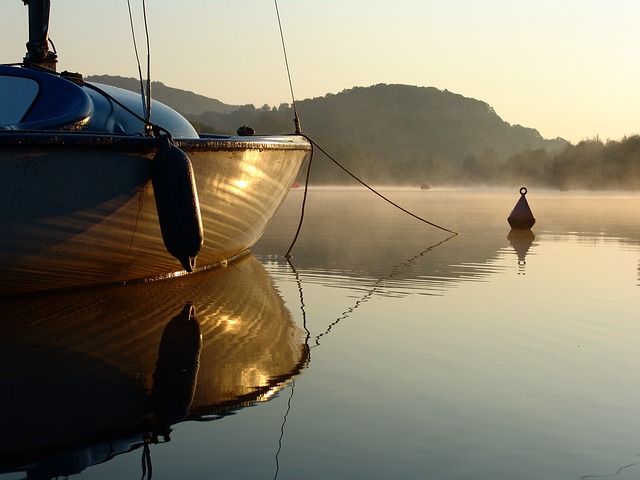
[89, 76, 640, 190]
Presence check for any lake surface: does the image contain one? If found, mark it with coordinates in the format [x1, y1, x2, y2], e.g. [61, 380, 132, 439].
[2, 188, 640, 479]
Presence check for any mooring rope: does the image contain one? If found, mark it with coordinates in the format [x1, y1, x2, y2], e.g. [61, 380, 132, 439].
[308, 137, 460, 235]
[284, 141, 314, 258]
[284, 133, 459, 257]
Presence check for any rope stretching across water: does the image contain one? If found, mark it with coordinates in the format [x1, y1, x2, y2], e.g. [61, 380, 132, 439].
[284, 134, 460, 257]
[309, 137, 459, 234]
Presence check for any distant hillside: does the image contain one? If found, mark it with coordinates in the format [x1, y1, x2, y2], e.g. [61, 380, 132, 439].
[191, 83, 567, 185]
[84, 79, 640, 188]
[85, 75, 240, 115]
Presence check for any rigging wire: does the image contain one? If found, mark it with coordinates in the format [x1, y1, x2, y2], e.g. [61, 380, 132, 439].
[126, 0, 147, 116]
[83, 82, 170, 138]
[142, 0, 152, 123]
[274, 0, 301, 134]
[126, 0, 152, 130]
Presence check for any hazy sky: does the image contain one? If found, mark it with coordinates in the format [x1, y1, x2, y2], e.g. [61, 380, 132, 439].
[2, 1, 639, 143]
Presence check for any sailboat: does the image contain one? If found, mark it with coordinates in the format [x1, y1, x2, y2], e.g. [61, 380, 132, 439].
[0, 0, 311, 296]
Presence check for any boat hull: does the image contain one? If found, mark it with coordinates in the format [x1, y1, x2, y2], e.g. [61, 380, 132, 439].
[0, 133, 310, 295]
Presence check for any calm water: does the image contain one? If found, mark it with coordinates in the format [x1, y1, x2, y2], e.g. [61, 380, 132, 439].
[2, 188, 640, 479]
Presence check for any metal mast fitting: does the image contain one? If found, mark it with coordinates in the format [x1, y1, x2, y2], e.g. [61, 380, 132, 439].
[22, 0, 58, 71]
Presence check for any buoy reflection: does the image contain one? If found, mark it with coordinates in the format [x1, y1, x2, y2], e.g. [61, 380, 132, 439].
[508, 228, 535, 274]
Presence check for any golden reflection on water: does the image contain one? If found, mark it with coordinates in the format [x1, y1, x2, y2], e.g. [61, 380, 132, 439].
[219, 314, 242, 333]
[0, 254, 307, 475]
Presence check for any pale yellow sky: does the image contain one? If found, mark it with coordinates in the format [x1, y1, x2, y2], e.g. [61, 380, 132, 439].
[2, 0, 639, 143]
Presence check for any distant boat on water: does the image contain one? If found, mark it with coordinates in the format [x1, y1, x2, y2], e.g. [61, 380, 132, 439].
[0, 0, 311, 296]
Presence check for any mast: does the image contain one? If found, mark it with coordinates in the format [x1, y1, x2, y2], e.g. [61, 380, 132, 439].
[22, 0, 58, 71]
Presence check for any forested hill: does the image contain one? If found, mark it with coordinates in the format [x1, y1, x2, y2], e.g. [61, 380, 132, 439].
[189, 84, 567, 184]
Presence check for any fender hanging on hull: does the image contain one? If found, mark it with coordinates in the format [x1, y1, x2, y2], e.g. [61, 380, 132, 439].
[152, 136, 204, 271]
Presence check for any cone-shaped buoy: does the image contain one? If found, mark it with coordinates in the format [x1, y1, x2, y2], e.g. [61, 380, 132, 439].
[152, 136, 204, 271]
[507, 187, 536, 230]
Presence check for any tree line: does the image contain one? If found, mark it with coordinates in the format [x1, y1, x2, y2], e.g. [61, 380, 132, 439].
[487, 136, 640, 190]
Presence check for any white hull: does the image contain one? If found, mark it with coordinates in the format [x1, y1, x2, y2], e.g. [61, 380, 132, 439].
[0, 133, 310, 295]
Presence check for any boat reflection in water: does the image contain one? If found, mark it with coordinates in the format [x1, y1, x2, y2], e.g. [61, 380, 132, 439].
[0, 254, 308, 478]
